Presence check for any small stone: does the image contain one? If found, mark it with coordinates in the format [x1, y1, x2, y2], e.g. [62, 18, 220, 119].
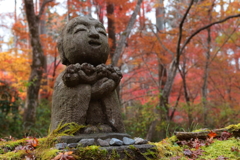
[109, 138, 123, 146]
[55, 143, 67, 150]
[123, 137, 135, 145]
[97, 138, 109, 147]
[134, 137, 148, 145]
[78, 138, 95, 147]
[67, 143, 78, 148]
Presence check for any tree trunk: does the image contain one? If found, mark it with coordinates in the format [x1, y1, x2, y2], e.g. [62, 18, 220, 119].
[112, 0, 143, 66]
[107, 3, 116, 61]
[179, 57, 193, 128]
[202, 4, 213, 127]
[202, 27, 211, 127]
[23, 0, 51, 128]
[146, 0, 166, 141]
[39, 0, 48, 99]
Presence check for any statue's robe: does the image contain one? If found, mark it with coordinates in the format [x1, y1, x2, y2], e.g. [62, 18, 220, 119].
[50, 72, 125, 133]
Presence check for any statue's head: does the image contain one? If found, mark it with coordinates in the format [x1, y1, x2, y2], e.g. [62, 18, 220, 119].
[57, 16, 109, 66]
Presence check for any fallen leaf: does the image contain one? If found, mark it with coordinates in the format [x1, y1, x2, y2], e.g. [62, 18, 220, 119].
[208, 131, 217, 139]
[220, 131, 231, 140]
[51, 151, 76, 160]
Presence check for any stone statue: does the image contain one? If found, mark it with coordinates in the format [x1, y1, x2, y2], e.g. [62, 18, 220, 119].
[50, 16, 125, 134]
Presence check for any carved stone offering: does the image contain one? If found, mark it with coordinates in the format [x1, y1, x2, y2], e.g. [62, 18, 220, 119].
[50, 16, 125, 134]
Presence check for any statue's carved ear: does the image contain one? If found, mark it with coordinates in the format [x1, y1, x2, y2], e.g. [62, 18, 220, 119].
[57, 29, 70, 66]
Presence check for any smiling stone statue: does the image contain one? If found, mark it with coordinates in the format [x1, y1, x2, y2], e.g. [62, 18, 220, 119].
[50, 16, 125, 134]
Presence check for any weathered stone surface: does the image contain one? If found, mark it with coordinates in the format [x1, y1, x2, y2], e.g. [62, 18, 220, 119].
[67, 143, 78, 148]
[109, 138, 123, 146]
[97, 138, 109, 147]
[134, 137, 148, 144]
[50, 16, 125, 134]
[78, 138, 95, 147]
[55, 143, 67, 150]
[123, 137, 135, 145]
[100, 144, 157, 160]
[58, 133, 131, 144]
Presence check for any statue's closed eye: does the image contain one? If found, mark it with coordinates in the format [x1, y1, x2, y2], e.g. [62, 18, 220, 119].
[96, 28, 107, 36]
[98, 31, 107, 36]
[74, 28, 87, 34]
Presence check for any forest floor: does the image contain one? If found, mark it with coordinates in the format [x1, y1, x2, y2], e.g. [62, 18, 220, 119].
[0, 123, 239, 160]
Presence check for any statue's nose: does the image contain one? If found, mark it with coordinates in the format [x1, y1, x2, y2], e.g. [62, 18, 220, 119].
[89, 27, 99, 39]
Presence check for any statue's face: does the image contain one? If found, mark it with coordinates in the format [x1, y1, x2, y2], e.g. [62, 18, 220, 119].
[62, 17, 109, 66]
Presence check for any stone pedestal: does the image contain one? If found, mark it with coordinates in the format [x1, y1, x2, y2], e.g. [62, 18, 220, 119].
[58, 133, 131, 144]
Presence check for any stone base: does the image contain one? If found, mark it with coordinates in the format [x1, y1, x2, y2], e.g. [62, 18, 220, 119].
[100, 144, 157, 160]
[58, 133, 131, 143]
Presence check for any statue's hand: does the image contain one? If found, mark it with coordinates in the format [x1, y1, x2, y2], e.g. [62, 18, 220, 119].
[80, 63, 96, 76]
[62, 63, 81, 87]
[106, 65, 122, 86]
[96, 64, 111, 78]
[96, 64, 122, 86]
[91, 77, 115, 99]
[78, 63, 97, 84]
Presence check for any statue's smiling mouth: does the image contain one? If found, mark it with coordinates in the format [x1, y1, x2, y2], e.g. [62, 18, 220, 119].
[89, 40, 101, 46]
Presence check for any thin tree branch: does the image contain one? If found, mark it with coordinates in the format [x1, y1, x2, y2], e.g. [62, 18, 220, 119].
[170, 86, 182, 120]
[37, 0, 54, 21]
[177, 0, 194, 57]
[141, 56, 159, 88]
[181, 13, 240, 53]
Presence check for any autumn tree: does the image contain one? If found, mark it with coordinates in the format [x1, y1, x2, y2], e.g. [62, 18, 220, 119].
[23, 0, 53, 128]
[155, 0, 239, 139]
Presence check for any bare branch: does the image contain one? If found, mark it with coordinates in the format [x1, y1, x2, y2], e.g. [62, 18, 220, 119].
[176, 0, 195, 57]
[181, 13, 240, 53]
[37, 0, 54, 21]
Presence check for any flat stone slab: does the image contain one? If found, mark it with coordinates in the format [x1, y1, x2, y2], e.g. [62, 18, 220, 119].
[58, 133, 131, 144]
[100, 144, 157, 160]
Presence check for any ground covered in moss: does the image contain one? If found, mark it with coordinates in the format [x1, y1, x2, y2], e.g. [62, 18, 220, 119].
[0, 123, 239, 160]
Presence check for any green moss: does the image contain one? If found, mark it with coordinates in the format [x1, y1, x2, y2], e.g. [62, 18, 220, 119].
[141, 149, 158, 160]
[124, 149, 135, 159]
[128, 145, 136, 150]
[0, 150, 25, 160]
[49, 122, 85, 136]
[75, 145, 108, 160]
[0, 139, 26, 150]
[198, 138, 240, 159]
[151, 136, 183, 159]
[225, 123, 240, 132]
[109, 149, 120, 160]
[35, 148, 59, 159]
[192, 128, 210, 133]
